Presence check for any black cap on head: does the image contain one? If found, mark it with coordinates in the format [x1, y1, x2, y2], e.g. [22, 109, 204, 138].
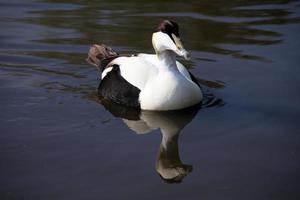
[155, 20, 180, 38]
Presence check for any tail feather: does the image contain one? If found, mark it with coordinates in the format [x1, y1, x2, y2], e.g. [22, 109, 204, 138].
[86, 44, 118, 72]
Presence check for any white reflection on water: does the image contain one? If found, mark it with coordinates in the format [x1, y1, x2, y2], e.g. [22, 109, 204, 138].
[99, 98, 201, 183]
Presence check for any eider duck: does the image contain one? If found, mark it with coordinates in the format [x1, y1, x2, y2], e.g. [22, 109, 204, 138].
[87, 20, 203, 111]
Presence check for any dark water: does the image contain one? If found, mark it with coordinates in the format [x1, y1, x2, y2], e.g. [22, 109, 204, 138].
[1, 0, 300, 199]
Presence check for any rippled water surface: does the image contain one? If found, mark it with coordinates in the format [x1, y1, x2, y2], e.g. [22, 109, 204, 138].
[1, 0, 300, 199]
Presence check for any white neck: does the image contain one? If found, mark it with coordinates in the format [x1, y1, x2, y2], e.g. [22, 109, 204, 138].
[157, 50, 178, 71]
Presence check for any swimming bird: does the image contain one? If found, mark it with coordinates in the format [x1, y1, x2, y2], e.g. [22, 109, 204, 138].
[87, 20, 203, 111]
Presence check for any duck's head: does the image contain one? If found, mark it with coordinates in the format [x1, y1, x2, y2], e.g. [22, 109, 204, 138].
[152, 20, 190, 60]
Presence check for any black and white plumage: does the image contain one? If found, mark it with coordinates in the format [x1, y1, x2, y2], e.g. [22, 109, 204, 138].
[87, 20, 203, 111]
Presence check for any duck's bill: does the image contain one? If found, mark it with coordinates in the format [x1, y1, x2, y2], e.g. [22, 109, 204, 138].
[171, 33, 191, 60]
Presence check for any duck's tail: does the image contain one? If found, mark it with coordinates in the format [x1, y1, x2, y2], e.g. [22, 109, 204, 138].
[86, 44, 119, 72]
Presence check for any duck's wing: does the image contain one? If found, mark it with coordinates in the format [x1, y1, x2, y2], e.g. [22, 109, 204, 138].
[137, 53, 160, 68]
[86, 45, 158, 108]
[108, 56, 158, 90]
[98, 55, 158, 108]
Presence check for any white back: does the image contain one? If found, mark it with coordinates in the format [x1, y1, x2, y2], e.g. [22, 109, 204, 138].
[138, 53, 192, 80]
[110, 56, 158, 90]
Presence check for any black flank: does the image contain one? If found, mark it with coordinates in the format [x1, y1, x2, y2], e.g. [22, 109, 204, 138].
[188, 71, 202, 90]
[98, 64, 141, 108]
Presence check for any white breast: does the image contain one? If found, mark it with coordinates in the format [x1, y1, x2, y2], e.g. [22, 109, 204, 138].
[139, 69, 202, 111]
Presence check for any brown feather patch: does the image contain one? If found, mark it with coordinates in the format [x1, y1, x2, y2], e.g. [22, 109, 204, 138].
[86, 44, 119, 71]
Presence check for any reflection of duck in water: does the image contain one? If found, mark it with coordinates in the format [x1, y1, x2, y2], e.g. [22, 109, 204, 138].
[99, 99, 200, 183]
[87, 20, 202, 111]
